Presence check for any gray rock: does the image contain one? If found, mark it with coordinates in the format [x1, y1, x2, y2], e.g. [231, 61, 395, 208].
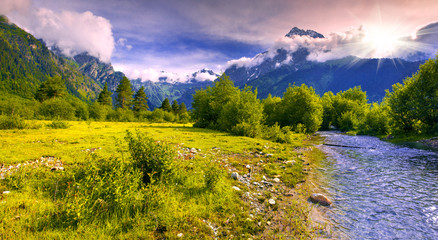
[231, 172, 239, 180]
[232, 186, 241, 191]
[273, 178, 281, 183]
[266, 154, 273, 157]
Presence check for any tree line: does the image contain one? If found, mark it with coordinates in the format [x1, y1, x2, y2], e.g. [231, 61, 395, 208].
[191, 55, 438, 141]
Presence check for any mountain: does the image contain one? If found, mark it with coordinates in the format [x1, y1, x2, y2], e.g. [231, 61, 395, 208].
[224, 27, 424, 101]
[131, 69, 218, 109]
[0, 16, 101, 102]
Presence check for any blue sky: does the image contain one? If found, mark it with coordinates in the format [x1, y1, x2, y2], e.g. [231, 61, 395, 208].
[2, 0, 438, 81]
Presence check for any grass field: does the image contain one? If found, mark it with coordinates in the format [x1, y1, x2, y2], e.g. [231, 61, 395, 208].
[0, 121, 326, 239]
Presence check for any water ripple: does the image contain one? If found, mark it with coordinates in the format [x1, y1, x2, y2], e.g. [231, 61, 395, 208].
[318, 132, 438, 239]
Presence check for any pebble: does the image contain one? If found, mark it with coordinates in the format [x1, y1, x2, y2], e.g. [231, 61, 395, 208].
[310, 193, 332, 206]
[266, 154, 273, 157]
[2, 191, 10, 194]
[232, 186, 241, 191]
[273, 178, 281, 183]
[267, 221, 271, 225]
[268, 198, 276, 205]
[177, 233, 184, 238]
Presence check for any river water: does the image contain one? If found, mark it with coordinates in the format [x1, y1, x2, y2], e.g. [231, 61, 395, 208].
[317, 132, 438, 239]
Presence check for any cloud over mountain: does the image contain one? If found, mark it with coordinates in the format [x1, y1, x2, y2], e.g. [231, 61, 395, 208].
[5, 1, 114, 63]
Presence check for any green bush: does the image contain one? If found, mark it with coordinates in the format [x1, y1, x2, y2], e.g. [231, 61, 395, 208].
[107, 108, 135, 122]
[46, 120, 70, 129]
[39, 98, 75, 120]
[163, 111, 175, 122]
[126, 131, 176, 184]
[261, 124, 294, 143]
[231, 122, 261, 138]
[89, 103, 112, 121]
[150, 108, 165, 122]
[0, 114, 27, 129]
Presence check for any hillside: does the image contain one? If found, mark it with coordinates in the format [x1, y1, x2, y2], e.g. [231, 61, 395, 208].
[0, 16, 101, 102]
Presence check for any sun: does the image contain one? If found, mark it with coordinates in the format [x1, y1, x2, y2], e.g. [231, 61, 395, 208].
[362, 26, 403, 58]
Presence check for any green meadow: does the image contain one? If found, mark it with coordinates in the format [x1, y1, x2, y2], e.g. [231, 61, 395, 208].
[0, 121, 325, 239]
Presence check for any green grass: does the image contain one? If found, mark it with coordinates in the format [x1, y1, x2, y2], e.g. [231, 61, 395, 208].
[0, 120, 320, 239]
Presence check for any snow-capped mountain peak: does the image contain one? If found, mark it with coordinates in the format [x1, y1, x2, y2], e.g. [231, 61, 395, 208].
[285, 27, 324, 39]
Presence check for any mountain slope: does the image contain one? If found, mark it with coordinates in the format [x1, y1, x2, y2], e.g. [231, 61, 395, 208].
[0, 16, 101, 102]
[224, 27, 424, 101]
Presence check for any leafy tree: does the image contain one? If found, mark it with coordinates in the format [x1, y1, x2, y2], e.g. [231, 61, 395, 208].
[330, 86, 369, 131]
[320, 91, 335, 130]
[35, 75, 67, 102]
[262, 94, 282, 126]
[386, 55, 438, 133]
[97, 82, 112, 106]
[160, 98, 172, 112]
[171, 100, 179, 114]
[192, 74, 239, 128]
[278, 84, 323, 134]
[115, 76, 133, 109]
[133, 86, 149, 112]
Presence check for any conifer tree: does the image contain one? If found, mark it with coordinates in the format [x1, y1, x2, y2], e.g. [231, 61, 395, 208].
[35, 75, 67, 102]
[160, 98, 172, 112]
[97, 82, 112, 106]
[133, 86, 149, 112]
[179, 102, 187, 115]
[115, 76, 133, 109]
[171, 100, 179, 113]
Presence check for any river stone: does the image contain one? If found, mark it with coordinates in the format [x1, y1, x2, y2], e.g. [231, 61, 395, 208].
[268, 198, 276, 205]
[310, 193, 332, 206]
[232, 186, 241, 191]
[273, 178, 281, 183]
[231, 172, 239, 180]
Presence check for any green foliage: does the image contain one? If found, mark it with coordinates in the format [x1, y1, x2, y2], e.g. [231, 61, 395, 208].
[35, 75, 67, 102]
[106, 108, 135, 122]
[133, 86, 148, 112]
[262, 94, 282, 126]
[160, 98, 172, 112]
[193, 75, 264, 137]
[0, 114, 27, 129]
[178, 102, 187, 115]
[261, 124, 295, 143]
[115, 76, 133, 109]
[126, 131, 176, 184]
[323, 86, 369, 132]
[46, 120, 70, 129]
[360, 102, 391, 135]
[277, 84, 323, 134]
[97, 82, 112, 106]
[0, 91, 39, 118]
[386, 56, 438, 134]
[88, 102, 112, 121]
[171, 100, 179, 113]
[38, 98, 75, 120]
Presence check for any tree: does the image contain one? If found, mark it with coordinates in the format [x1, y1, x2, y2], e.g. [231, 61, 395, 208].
[133, 86, 149, 112]
[178, 102, 187, 115]
[160, 98, 172, 112]
[97, 82, 112, 106]
[115, 76, 133, 109]
[278, 84, 323, 134]
[171, 100, 179, 114]
[385, 55, 438, 133]
[35, 75, 67, 102]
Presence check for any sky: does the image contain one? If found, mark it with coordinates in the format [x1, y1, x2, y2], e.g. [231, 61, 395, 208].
[2, 0, 438, 82]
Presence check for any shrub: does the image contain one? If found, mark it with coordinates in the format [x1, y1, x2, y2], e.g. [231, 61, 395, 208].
[89, 103, 112, 121]
[46, 120, 70, 129]
[150, 108, 165, 122]
[0, 114, 27, 129]
[231, 122, 261, 138]
[204, 164, 223, 191]
[126, 131, 176, 184]
[39, 98, 75, 120]
[163, 111, 175, 122]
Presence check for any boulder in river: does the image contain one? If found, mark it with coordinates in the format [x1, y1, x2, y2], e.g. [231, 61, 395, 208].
[310, 193, 332, 206]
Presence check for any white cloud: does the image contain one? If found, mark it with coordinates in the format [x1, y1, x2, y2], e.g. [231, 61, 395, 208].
[226, 24, 438, 69]
[0, 0, 30, 15]
[8, 5, 115, 63]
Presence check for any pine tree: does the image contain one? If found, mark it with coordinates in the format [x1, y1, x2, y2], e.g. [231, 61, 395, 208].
[97, 82, 112, 106]
[171, 100, 179, 113]
[179, 102, 187, 115]
[133, 86, 149, 112]
[160, 98, 171, 112]
[35, 75, 67, 102]
[115, 76, 133, 109]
